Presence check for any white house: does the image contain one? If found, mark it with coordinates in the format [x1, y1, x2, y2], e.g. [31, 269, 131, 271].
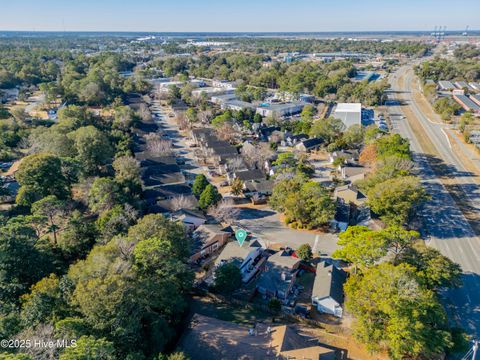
[214, 240, 265, 283]
[334, 103, 362, 128]
[311, 262, 347, 318]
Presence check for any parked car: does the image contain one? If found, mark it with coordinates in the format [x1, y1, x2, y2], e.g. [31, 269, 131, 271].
[219, 181, 229, 187]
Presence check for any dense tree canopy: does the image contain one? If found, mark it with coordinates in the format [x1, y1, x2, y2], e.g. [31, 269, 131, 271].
[345, 263, 453, 359]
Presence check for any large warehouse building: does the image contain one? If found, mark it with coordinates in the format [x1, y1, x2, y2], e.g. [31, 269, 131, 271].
[334, 103, 362, 128]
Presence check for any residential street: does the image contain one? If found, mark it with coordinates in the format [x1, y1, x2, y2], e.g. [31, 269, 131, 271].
[388, 64, 480, 337]
[233, 206, 339, 254]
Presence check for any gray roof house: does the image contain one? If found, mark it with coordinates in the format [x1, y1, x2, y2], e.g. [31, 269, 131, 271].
[214, 240, 265, 284]
[295, 138, 324, 152]
[339, 165, 366, 183]
[311, 262, 347, 317]
[231, 169, 265, 183]
[256, 250, 301, 301]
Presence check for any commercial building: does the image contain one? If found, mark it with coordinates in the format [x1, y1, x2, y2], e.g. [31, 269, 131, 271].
[222, 100, 256, 111]
[469, 83, 480, 92]
[191, 87, 234, 98]
[255, 102, 306, 118]
[470, 94, 480, 107]
[454, 81, 471, 90]
[453, 94, 480, 113]
[210, 93, 237, 105]
[438, 81, 455, 91]
[334, 103, 362, 128]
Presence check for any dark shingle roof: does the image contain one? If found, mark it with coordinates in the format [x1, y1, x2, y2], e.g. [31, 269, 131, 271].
[235, 169, 265, 182]
[300, 137, 324, 149]
[312, 262, 347, 304]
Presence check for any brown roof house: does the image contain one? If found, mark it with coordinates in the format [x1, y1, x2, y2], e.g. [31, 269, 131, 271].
[339, 165, 366, 183]
[189, 224, 232, 263]
[333, 184, 367, 206]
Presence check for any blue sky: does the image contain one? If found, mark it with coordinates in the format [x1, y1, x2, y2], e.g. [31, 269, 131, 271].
[1, 0, 479, 32]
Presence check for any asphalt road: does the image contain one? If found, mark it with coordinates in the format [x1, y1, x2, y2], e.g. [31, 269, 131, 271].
[388, 64, 480, 337]
[233, 206, 339, 254]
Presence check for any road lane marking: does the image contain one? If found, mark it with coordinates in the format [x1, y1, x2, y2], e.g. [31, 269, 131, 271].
[441, 128, 452, 150]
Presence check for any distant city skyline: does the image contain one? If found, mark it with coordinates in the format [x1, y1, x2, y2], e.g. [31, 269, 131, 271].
[1, 0, 479, 32]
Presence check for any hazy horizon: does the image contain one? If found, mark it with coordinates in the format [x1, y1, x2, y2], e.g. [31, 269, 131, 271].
[2, 0, 479, 33]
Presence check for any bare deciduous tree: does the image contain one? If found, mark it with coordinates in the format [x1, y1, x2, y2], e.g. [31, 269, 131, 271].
[198, 110, 212, 124]
[227, 157, 245, 172]
[269, 131, 284, 144]
[138, 103, 152, 122]
[145, 133, 172, 155]
[242, 142, 274, 169]
[216, 122, 240, 143]
[155, 84, 169, 100]
[171, 194, 197, 211]
[176, 111, 189, 130]
[208, 198, 240, 225]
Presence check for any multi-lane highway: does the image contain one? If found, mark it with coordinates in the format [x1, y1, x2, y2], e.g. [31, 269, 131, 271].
[387, 64, 480, 337]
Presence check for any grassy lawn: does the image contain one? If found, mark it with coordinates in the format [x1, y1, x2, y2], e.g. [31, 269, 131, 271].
[190, 295, 271, 325]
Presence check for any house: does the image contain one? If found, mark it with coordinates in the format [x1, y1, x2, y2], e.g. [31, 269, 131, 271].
[256, 102, 306, 118]
[230, 169, 265, 183]
[214, 240, 264, 283]
[312, 262, 347, 318]
[331, 202, 350, 232]
[190, 224, 232, 263]
[285, 133, 308, 146]
[174, 209, 207, 231]
[243, 179, 274, 196]
[141, 165, 186, 186]
[329, 150, 359, 164]
[143, 184, 192, 202]
[194, 130, 239, 168]
[179, 314, 337, 360]
[256, 125, 281, 141]
[256, 249, 301, 301]
[334, 103, 362, 128]
[191, 128, 215, 145]
[334, 184, 367, 206]
[339, 165, 366, 183]
[295, 138, 324, 152]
